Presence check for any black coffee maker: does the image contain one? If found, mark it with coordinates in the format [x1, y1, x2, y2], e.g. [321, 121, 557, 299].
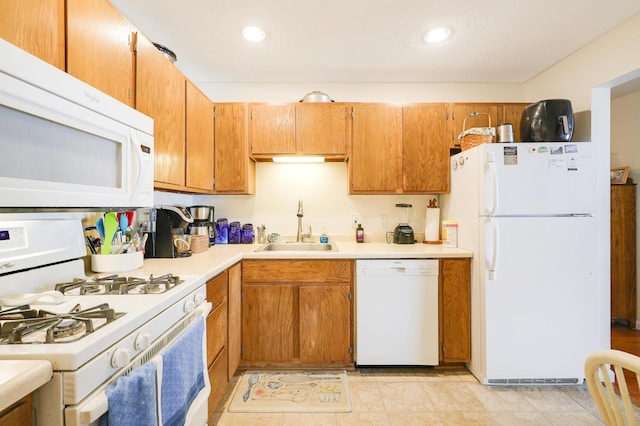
[144, 205, 194, 258]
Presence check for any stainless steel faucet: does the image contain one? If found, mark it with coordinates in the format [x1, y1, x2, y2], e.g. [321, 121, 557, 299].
[296, 199, 304, 242]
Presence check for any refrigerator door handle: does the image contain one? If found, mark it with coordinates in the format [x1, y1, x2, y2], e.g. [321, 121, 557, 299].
[486, 152, 498, 215]
[488, 217, 498, 280]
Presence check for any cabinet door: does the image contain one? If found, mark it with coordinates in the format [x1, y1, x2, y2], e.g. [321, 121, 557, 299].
[227, 263, 242, 378]
[296, 103, 348, 156]
[300, 285, 352, 363]
[206, 271, 228, 367]
[611, 184, 637, 325]
[0, 0, 65, 70]
[402, 104, 449, 193]
[66, 0, 135, 107]
[499, 103, 530, 142]
[186, 81, 214, 191]
[136, 34, 186, 187]
[0, 395, 31, 426]
[439, 258, 471, 363]
[350, 104, 402, 193]
[214, 103, 256, 194]
[449, 103, 499, 148]
[250, 104, 296, 155]
[241, 284, 295, 362]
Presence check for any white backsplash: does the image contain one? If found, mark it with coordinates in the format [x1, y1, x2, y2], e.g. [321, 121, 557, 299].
[155, 162, 440, 242]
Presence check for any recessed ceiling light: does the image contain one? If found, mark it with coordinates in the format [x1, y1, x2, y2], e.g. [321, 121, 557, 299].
[425, 27, 451, 44]
[242, 26, 266, 42]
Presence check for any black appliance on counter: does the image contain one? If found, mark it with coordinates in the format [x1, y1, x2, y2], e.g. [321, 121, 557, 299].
[520, 99, 574, 142]
[144, 205, 193, 258]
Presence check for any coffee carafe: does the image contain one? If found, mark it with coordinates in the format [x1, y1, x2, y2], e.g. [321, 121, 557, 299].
[144, 205, 194, 258]
[188, 205, 216, 246]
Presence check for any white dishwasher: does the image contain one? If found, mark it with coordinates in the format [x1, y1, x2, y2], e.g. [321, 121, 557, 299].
[356, 259, 439, 366]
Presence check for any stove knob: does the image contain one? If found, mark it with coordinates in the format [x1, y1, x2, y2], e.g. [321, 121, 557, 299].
[111, 348, 130, 368]
[184, 299, 196, 313]
[134, 333, 151, 351]
[194, 293, 205, 305]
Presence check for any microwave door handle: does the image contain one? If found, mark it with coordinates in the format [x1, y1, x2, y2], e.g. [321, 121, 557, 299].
[129, 130, 143, 203]
[487, 217, 499, 281]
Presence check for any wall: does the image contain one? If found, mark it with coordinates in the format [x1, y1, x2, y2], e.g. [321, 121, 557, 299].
[182, 162, 431, 242]
[523, 13, 640, 112]
[197, 82, 525, 104]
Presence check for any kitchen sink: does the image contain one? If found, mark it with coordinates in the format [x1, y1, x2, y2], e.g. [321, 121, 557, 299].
[255, 242, 338, 252]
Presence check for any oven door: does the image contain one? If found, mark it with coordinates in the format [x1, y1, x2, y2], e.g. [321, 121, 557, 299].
[63, 302, 211, 426]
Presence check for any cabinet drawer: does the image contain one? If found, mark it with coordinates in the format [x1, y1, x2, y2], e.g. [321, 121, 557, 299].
[207, 271, 228, 307]
[206, 299, 227, 367]
[242, 260, 352, 282]
[207, 347, 228, 419]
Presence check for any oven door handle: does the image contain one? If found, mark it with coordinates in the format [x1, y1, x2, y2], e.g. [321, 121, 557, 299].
[77, 393, 109, 424]
[68, 301, 211, 425]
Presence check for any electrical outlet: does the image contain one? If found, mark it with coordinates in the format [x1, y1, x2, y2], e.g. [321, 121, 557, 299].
[380, 214, 388, 228]
[351, 215, 361, 228]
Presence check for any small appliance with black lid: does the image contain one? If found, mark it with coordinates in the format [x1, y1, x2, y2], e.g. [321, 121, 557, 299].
[393, 203, 415, 244]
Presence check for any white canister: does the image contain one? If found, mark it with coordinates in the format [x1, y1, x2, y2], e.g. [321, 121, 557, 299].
[441, 220, 458, 247]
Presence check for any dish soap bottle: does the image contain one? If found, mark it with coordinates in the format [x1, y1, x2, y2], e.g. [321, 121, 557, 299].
[356, 223, 364, 243]
[320, 227, 329, 244]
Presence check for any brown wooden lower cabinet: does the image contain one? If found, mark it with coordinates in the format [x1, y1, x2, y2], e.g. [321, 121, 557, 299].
[207, 347, 228, 419]
[240, 259, 353, 368]
[439, 258, 471, 363]
[205, 270, 228, 417]
[611, 184, 637, 326]
[0, 395, 31, 426]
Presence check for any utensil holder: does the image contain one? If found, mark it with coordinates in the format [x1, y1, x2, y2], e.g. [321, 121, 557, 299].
[91, 251, 144, 273]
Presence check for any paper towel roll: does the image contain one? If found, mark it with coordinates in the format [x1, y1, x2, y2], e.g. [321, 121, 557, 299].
[425, 208, 440, 242]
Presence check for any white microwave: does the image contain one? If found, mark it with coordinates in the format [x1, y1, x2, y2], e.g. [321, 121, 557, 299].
[0, 38, 154, 210]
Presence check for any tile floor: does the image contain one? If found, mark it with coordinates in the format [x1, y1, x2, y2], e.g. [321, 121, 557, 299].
[209, 367, 639, 425]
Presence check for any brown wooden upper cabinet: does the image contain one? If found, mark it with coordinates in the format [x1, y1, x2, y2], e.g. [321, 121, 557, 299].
[296, 103, 349, 157]
[66, 0, 136, 107]
[0, 0, 65, 70]
[185, 81, 215, 192]
[349, 104, 402, 193]
[136, 33, 186, 188]
[214, 103, 256, 194]
[249, 103, 349, 159]
[249, 103, 296, 156]
[448, 102, 531, 148]
[402, 103, 450, 193]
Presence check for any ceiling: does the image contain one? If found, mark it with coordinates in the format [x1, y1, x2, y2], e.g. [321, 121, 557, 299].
[110, 1, 640, 85]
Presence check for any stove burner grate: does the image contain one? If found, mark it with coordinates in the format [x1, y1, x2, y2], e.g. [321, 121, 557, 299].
[54, 273, 184, 295]
[0, 303, 124, 344]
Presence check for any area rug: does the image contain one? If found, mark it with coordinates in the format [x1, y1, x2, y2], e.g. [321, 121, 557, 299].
[227, 370, 352, 413]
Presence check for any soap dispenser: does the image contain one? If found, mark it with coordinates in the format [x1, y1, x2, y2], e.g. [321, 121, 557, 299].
[356, 223, 364, 243]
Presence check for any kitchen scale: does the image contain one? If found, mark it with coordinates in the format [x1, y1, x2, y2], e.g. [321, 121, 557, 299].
[393, 203, 415, 244]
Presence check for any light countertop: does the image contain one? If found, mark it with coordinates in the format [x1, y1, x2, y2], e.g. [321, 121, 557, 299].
[128, 241, 473, 285]
[0, 360, 52, 412]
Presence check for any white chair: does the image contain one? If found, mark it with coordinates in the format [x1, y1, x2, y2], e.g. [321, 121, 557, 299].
[585, 349, 640, 425]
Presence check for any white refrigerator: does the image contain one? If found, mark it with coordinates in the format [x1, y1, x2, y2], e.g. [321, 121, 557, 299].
[441, 142, 601, 385]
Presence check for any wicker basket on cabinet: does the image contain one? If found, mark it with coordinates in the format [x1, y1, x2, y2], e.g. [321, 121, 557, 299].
[458, 112, 496, 151]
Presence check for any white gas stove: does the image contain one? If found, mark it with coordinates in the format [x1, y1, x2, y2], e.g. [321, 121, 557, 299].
[0, 215, 210, 426]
